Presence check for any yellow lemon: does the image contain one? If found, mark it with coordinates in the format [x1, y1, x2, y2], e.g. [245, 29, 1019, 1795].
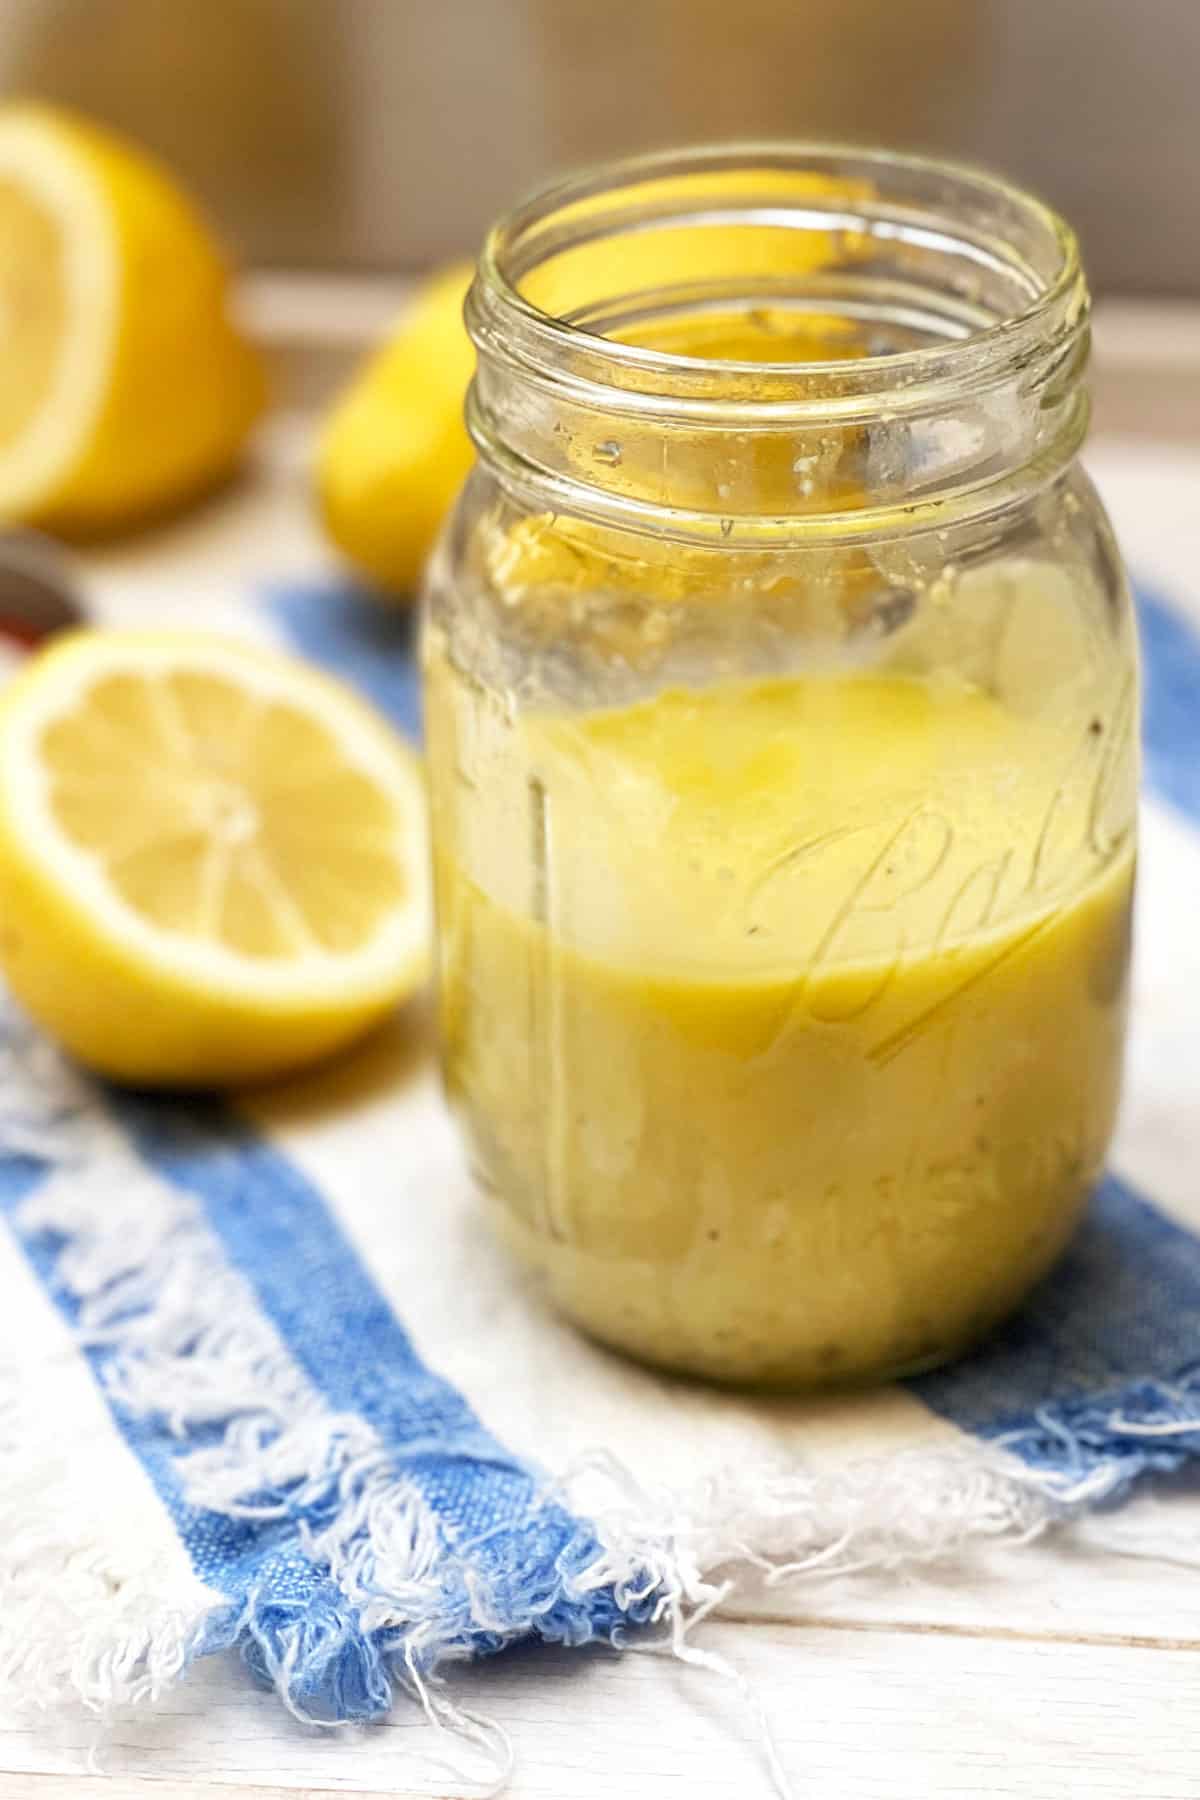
[318, 172, 870, 598]
[318, 262, 475, 598]
[0, 103, 264, 535]
[0, 630, 429, 1087]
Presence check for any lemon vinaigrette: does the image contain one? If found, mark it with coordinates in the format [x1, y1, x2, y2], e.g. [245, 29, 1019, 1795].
[424, 147, 1139, 1384]
[427, 649, 1133, 1383]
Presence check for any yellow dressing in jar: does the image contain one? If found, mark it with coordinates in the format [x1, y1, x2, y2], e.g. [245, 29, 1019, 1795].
[427, 650, 1133, 1385]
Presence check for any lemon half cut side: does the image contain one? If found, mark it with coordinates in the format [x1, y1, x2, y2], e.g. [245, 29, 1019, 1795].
[0, 104, 263, 534]
[0, 630, 430, 1086]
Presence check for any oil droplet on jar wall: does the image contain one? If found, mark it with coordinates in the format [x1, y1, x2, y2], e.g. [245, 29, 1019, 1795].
[930, 562, 960, 606]
[792, 452, 819, 498]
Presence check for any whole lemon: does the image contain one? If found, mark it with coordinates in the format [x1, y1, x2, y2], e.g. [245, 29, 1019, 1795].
[318, 262, 475, 599]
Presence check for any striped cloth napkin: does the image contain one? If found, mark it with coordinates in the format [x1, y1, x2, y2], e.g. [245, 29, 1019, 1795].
[3, 485, 1199, 1791]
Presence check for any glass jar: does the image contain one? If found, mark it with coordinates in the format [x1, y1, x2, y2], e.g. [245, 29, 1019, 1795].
[422, 145, 1137, 1388]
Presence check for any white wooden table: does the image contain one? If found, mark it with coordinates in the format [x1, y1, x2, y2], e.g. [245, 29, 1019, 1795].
[2, 295, 1199, 1800]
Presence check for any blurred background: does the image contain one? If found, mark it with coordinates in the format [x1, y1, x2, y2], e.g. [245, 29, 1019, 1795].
[1, 0, 1196, 294]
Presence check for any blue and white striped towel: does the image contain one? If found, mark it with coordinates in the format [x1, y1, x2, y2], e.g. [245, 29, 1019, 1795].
[3, 459, 1199, 1790]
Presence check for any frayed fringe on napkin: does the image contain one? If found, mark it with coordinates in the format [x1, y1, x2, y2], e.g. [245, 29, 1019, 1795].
[4, 1012, 1200, 1798]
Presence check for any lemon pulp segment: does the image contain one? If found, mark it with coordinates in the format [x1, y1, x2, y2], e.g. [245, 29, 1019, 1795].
[0, 632, 430, 1085]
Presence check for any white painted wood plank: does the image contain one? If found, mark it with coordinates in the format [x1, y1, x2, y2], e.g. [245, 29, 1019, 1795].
[1, 1786, 372, 1800]
[3, 1617, 1198, 1799]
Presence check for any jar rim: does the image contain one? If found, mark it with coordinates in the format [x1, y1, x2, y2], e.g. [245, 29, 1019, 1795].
[466, 143, 1091, 539]
[471, 140, 1087, 412]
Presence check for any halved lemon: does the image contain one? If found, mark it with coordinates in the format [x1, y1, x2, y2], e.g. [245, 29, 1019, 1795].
[0, 631, 429, 1086]
[0, 103, 263, 534]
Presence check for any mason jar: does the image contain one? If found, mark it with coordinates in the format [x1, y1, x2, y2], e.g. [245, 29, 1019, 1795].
[422, 145, 1138, 1388]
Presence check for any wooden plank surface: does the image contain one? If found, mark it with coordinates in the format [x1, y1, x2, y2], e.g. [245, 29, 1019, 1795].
[3, 1597, 1199, 1799]
[1, 1785, 367, 1800]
